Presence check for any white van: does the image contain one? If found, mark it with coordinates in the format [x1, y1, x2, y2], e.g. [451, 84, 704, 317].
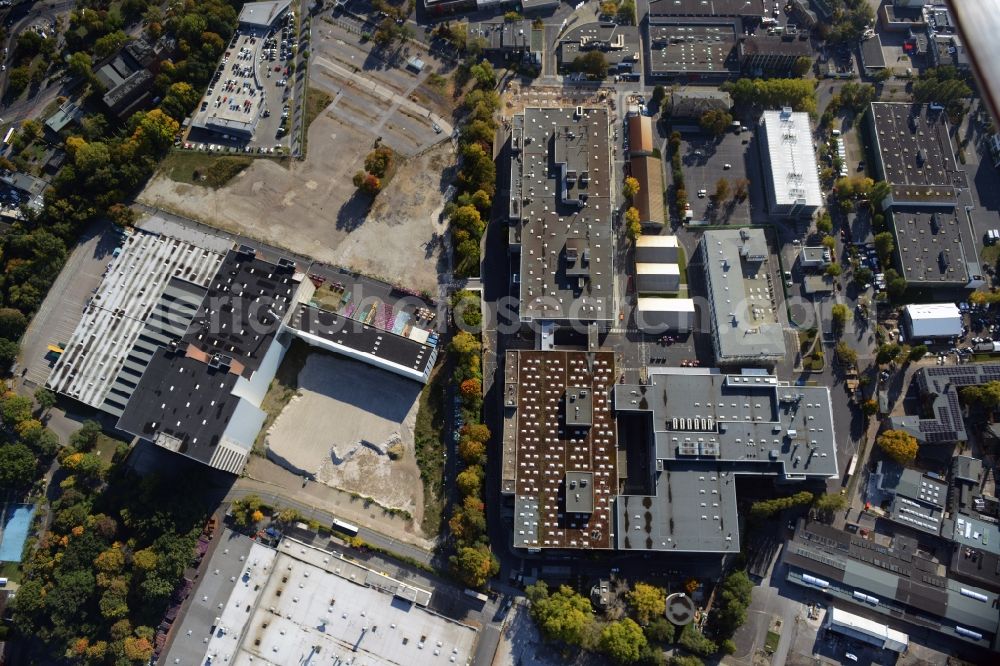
[831, 129, 841, 136]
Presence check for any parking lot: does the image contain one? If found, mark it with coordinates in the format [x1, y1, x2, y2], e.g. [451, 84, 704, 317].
[186, 11, 302, 153]
[675, 129, 754, 225]
[17, 221, 119, 388]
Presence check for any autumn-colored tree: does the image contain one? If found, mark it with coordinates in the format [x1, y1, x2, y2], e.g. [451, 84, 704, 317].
[461, 423, 491, 443]
[862, 399, 878, 416]
[624, 207, 642, 241]
[251, 509, 264, 524]
[94, 545, 125, 574]
[132, 548, 157, 571]
[628, 582, 666, 625]
[360, 173, 381, 195]
[684, 578, 700, 595]
[123, 636, 154, 662]
[458, 437, 486, 465]
[456, 465, 484, 498]
[450, 331, 481, 356]
[623, 176, 640, 199]
[877, 429, 918, 465]
[450, 544, 498, 587]
[460, 378, 482, 398]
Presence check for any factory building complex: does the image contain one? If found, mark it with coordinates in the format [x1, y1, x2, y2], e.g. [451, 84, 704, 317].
[48, 226, 439, 475]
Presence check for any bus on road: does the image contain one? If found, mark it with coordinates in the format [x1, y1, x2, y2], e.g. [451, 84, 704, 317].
[331, 517, 359, 537]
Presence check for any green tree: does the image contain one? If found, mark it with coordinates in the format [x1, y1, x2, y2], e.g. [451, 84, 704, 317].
[0, 338, 19, 369]
[629, 582, 666, 625]
[699, 108, 733, 136]
[469, 60, 496, 88]
[877, 429, 918, 465]
[816, 212, 833, 234]
[792, 56, 812, 77]
[70, 420, 102, 451]
[0, 394, 34, 426]
[885, 268, 907, 299]
[908, 344, 928, 361]
[835, 341, 857, 367]
[450, 545, 498, 587]
[34, 387, 56, 413]
[678, 625, 717, 657]
[230, 495, 264, 528]
[814, 493, 848, 514]
[94, 31, 128, 60]
[6, 66, 30, 96]
[644, 616, 675, 644]
[0, 443, 36, 489]
[617, 0, 637, 25]
[572, 50, 608, 79]
[825, 262, 843, 277]
[526, 583, 594, 645]
[669, 657, 704, 666]
[862, 399, 879, 416]
[0, 308, 27, 340]
[876, 343, 901, 365]
[831, 303, 849, 333]
[600, 618, 647, 664]
[873, 231, 895, 264]
[710, 570, 752, 637]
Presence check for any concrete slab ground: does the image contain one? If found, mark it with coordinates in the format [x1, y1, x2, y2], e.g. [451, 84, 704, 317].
[265, 354, 424, 523]
[16, 220, 118, 389]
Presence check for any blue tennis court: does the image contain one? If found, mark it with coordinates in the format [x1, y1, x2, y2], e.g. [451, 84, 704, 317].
[0, 505, 36, 562]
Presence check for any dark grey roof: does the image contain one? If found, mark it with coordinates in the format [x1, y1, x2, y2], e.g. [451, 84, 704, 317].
[785, 521, 1000, 645]
[649, 0, 765, 17]
[509, 108, 614, 324]
[468, 20, 535, 52]
[182, 248, 296, 377]
[868, 103, 963, 207]
[860, 35, 887, 70]
[288, 304, 435, 378]
[647, 20, 739, 78]
[890, 208, 971, 286]
[117, 347, 242, 465]
[888, 364, 1000, 443]
[558, 23, 640, 71]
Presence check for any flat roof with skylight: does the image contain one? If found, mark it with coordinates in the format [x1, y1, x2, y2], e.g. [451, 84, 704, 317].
[509, 107, 614, 326]
[758, 109, 823, 217]
[646, 21, 739, 78]
[868, 102, 964, 207]
[891, 208, 971, 286]
[197, 538, 476, 666]
[701, 229, 786, 364]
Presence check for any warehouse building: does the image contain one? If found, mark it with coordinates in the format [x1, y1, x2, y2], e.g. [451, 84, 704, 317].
[903, 303, 963, 340]
[867, 102, 962, 209]
[635, 235, 680, 264]
[758, 108, 823, 219]
[636, 263, 681, 294]
[501, 349, 620, 550]
[626, 116, 665, 228]
[509, 107, 615, 329]
[739, 33, 812, 76]
[187, 537, 476, 666]
[636, 297, 696, 333]
[701, 228, 785, 365]
[891, 209, 974, 288]
[873, 461, 947, 536]
[888, 365, 1000, 445]
[646, 20, 740, 80]
[824, 607, 909, 653]
[785, 520, 1000, 650]
[614, 368, 838, 553]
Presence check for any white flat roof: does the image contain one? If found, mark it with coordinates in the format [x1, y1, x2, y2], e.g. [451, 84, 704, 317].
[637, 297, 695, 312]
[203, 540, 476, 666]
[46, 231, 224, 410]
[238, 0, 291, 28]
[635, 262, 680, 275]
[636, 235, 679, 248]
[761, 109, 823, 209]
[905, 303, 962, 319]
[828, 606, 909, 652]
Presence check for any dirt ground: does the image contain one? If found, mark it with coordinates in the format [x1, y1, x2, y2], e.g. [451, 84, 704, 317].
[264, 354, 424, 523]
[139, 52, 454, 293]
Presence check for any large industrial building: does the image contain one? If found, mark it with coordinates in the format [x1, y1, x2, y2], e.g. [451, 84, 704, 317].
[889, 364, 1000, 444]
[509, 107, 615, 329]
[700, 228, 786, 365]
[49, 227, 439, 474]
[645, 20, 740, 80]
[614, 368, 838, 553]
[867, 102, 963, 209]
[502, 350, 837, 554]
[903, 302, 964, 340]
[890, 208, 973, 288]
[185, 537, 477, 666]
[784, 520, 1000, 650]
[501, 349, 620, 550]
[758, 108, 823, 219]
